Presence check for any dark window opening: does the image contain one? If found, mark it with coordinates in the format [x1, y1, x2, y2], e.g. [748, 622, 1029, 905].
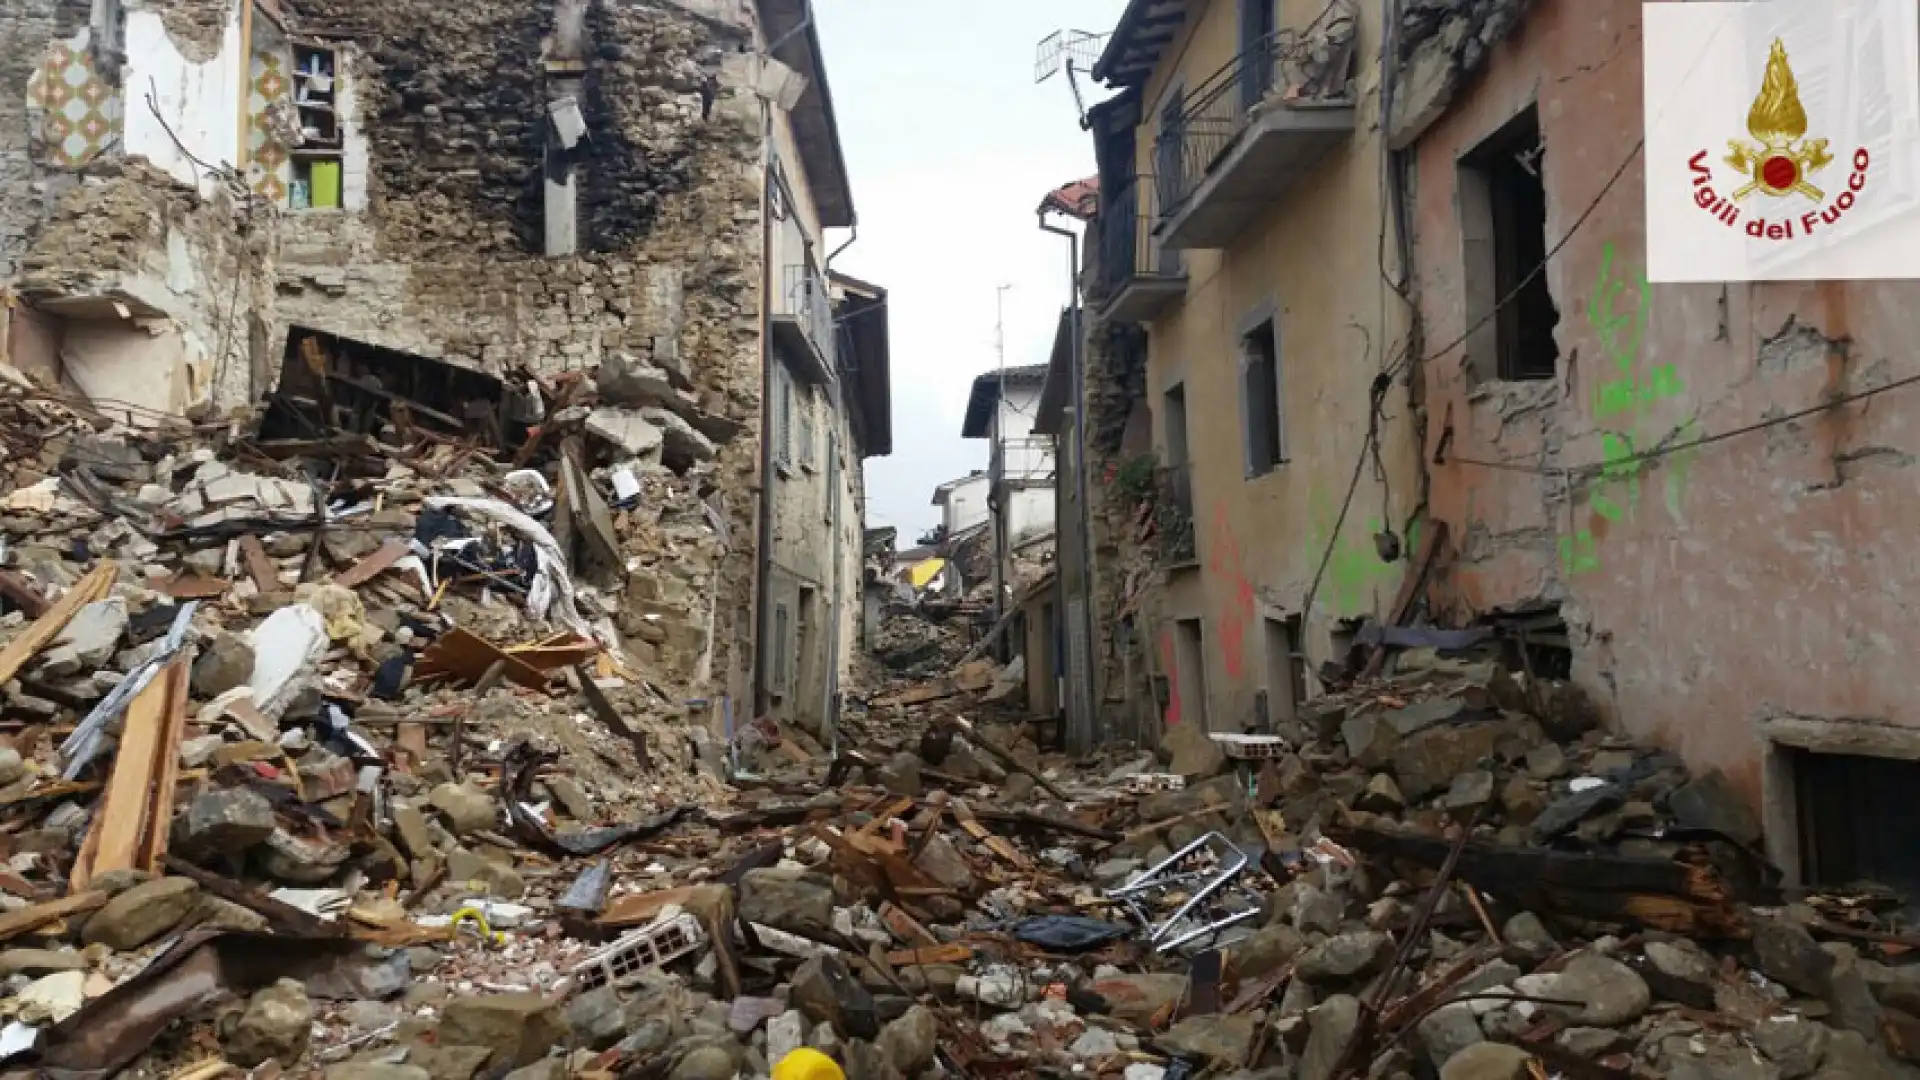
[1241, 318, 1284, 476]
[262, 326, 519, 454]
[1155, 92, 1186, 217]
[1263, 614, 1308, 729]
[1174, 617, 1209, 730]
[1239, 0, 1277, 111]
[1794, 750, 1920, 899]
[770, 601, 792, 700]
[1461, 106, 1559, 382]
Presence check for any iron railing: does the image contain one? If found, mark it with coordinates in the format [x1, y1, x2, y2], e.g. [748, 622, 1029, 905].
[1156, 464, 1196, 564]
[779, 257, 836, 371]
[1153, 0, 1359, 218]
[1097, 172, 1183, 299]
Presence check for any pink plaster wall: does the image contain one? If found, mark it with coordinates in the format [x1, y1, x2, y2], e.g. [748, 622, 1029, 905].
[1412, 0, 1920, 808]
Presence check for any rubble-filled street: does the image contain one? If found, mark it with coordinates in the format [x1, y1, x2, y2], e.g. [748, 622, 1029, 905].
[6, 0, 1920, 1077]
[0, 374, 1911, 1080]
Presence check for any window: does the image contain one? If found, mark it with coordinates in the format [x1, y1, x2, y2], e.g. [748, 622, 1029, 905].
[1163, 383, 1190, 470]
[823, 435, 839, 523]
[797, 384, 816, 469]
[1173, 618, 1209, 730]
[1263, 614, 1308, 729]
[1155, 89, 1186, 215]
[771, 602, 792, 698]
[1459, 105, 1559, 382]
[1240, 318, 1285, 476]
[1239, 0, 1277, 111]
[1794, 750, 1920, 896]
[772, 361, 793, 469]
[289, 44, 344, 211]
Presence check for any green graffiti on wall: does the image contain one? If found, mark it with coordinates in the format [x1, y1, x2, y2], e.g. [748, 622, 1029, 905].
[1559, 243, 1700, 577]
[1302, 489, 1422, 614]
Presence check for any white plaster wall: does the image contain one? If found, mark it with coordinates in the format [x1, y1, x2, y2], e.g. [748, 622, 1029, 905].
[941, 475, 990, 535]
[1008, 486, 1055, 547]
[123, 6, 245, 192]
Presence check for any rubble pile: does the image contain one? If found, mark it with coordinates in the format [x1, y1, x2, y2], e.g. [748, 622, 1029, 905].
[711, 644, 1920, 1080]
[0, 368, 1914, 1080]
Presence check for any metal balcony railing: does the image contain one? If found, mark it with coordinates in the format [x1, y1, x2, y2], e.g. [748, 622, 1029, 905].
[1156, 464, 1196, 565]
[778, 257, 836, 373]
[1153, 0, 1359, 219]
[1097, 172, 1183, 299]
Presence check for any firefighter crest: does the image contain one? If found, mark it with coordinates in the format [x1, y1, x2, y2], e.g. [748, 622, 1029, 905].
[1725, 38, 1834, 201]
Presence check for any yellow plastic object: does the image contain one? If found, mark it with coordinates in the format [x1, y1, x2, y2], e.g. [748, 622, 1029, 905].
[906, 557, 946, 590]
[448, 906, 505, 947]
[309, 160, 342, 208]
[772, 1048, 844, 1080]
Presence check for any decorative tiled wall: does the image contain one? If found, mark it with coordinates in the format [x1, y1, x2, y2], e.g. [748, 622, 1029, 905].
[248, 47, 294, 202]
[26, 30, 124, 171]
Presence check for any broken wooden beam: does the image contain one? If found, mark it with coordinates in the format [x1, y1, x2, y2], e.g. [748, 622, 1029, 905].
[0, 562, 116, 688]
[1326, 819, 1748, 938]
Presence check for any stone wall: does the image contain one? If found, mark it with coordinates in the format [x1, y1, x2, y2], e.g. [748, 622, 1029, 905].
[3, 0, 773, 708]
[0, 0, 90, 279]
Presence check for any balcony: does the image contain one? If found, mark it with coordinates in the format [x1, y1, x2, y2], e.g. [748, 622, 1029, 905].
[1155, 464, 1196, 566]
[994, 435, 1055, 484]
[771, 257, 836, 383]
[770, 209, 836, 383]
[1153, 4, 1359, 251]
[1095, 172, 1186, 324]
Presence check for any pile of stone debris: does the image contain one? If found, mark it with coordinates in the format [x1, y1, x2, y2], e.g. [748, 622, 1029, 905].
[0, 356, 1916, 1080]
[737, 644, 1920, 1080]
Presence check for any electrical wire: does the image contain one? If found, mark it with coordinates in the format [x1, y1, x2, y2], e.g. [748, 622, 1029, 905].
[1447, 368, 1920, 484]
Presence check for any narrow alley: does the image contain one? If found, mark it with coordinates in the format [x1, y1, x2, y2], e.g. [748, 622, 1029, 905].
[0, 0, 1917, 1079]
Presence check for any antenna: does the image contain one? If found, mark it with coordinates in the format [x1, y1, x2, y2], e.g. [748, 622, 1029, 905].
[1034, 29, 1109, 128]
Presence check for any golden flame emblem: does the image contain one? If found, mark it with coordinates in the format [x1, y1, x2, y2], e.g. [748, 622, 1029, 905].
[1725, 38, 1834, 201]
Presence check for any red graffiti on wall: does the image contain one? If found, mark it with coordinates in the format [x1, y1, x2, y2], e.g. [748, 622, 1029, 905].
[1158, 628, 1183, 727]
[1207, 503, 1256, 681]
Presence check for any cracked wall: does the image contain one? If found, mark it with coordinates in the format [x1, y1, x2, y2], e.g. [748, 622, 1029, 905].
[3, 0, 778, 713]
[1411, 0, 1920, 813]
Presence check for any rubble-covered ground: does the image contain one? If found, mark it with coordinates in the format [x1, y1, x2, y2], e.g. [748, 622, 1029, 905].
[0, 372, 1917, 1080]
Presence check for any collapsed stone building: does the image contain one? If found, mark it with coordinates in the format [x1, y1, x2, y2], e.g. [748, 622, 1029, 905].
[0, 0, 891, 739]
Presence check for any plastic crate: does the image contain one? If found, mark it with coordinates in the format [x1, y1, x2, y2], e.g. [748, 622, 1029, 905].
[568, 913, 706, 993]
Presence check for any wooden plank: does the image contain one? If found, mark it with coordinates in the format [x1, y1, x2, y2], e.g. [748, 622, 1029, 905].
[0, 562, 116, 688]
[333, 538, 411, 589]
[949, 798, 1031, 869]
[0, 891, 106, 942]
[157, 572, 228, 600]
[562, 439, 622, 573]
[886, 944, 973, 966]
[138, 661, 191, 870]
[72, 659, 178, 890]
[238, 535, 279, 592]
[413, 628, 549, 690]
[597, 885, 699, 928]
[879, 902, 938, 947]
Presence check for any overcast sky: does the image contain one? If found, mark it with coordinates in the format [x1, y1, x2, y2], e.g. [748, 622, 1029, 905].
[815, 0, 1125, 547]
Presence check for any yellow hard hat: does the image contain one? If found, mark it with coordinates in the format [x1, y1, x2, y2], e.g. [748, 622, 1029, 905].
[772, 1048, 844, 1080]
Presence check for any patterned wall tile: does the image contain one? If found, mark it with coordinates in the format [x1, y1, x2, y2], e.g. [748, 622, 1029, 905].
[248, 48, 294, 202]
[26, 31, 124, 170]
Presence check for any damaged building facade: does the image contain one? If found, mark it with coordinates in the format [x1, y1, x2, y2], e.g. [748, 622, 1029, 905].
[1077, 0, 1421, 746]
[0, 0, 889, 742]
[1074, 0, 1920, 888]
